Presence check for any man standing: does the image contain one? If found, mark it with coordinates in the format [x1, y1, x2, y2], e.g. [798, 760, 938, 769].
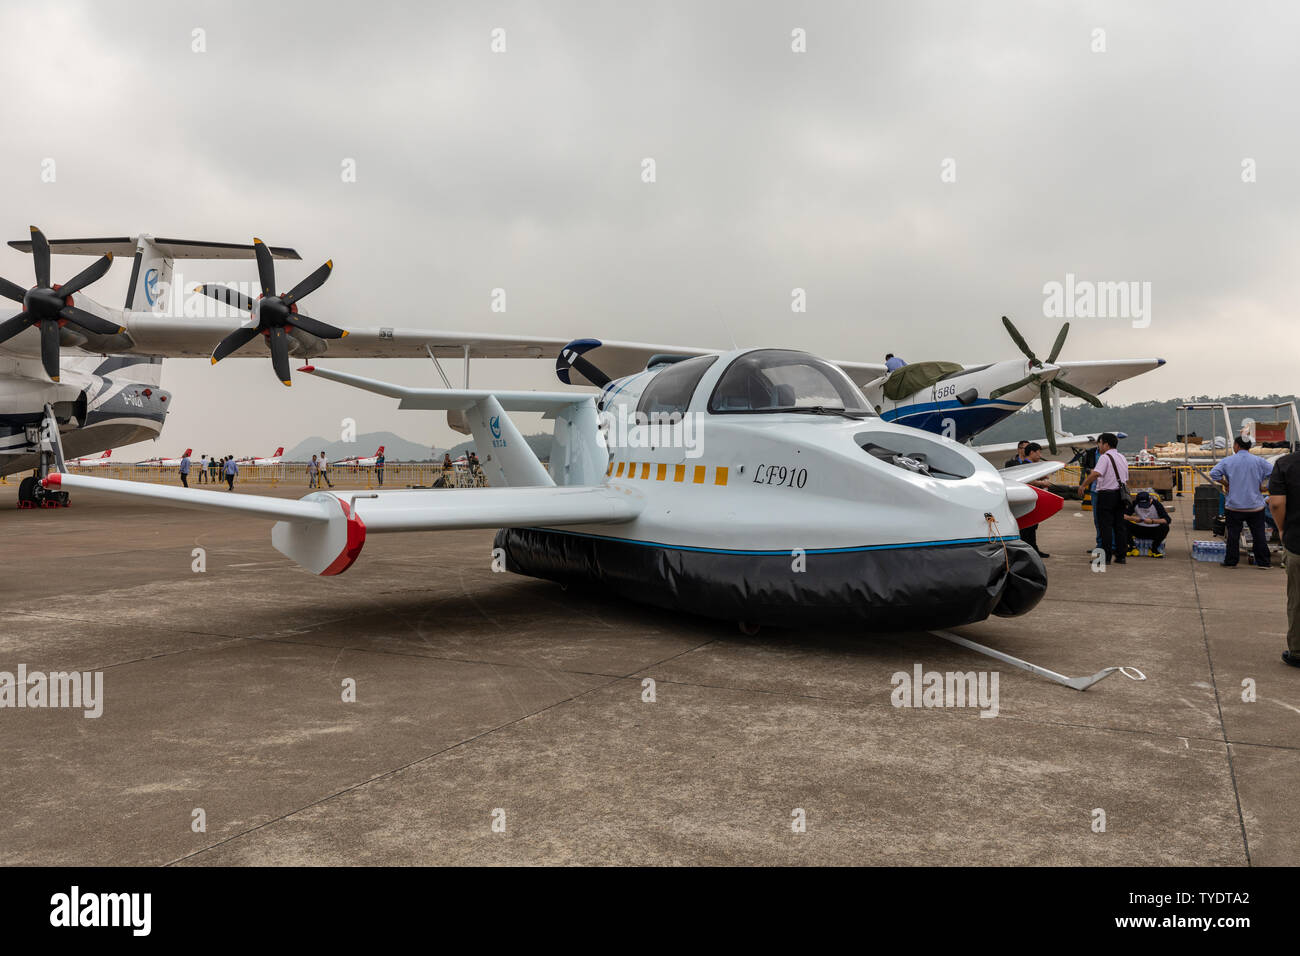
[375, 448, 385, 486]
[197, 454, 207, 485]
[1019, 442, 1051, 559]
[1268, 450, 1300, 666]
[1210, 437, 1273, 569]
[224, 454, 238, 490]
[1078, 433, 1129, 565]
[318, 451, 334, 488]
[179, 450, 191, 488]
[309, 454, 319, 488]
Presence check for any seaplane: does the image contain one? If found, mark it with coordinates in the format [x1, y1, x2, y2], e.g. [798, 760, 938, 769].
[238, 447, 285, 467]
[42, 343, 1146, 690]
[856, 317, 1165, 457]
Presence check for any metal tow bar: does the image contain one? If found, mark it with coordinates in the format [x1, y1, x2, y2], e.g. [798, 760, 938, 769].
[929, 629, 1147, 691]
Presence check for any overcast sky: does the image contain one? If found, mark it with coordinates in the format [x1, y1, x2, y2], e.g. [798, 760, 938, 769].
[2, 0, 1296, 457]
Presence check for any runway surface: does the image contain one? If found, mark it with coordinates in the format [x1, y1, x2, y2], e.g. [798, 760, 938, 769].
[1, 476, 1296, 865]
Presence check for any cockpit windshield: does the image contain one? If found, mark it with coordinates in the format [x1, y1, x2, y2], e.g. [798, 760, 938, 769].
[707, 349, 873, 416]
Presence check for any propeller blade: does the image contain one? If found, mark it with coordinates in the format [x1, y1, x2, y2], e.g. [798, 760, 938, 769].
[40, 317, 61, 381]
[210, 325, 261, 363]
[1046, 322, 1070, 364]
[1040, 383, 1057, 455]
[1001, 315, 1040, 366]
[1052, 378, 1104, 408]
[989, 373, 1039, 399]
[285, 312, 348, 340]
[282, 260, 332, 306]
[57, 253, 113, 297]
[268, 325, 292, 386]
[0, 313, 34, 344]
[567, 352, 611, 388]
[195, 284, 256, 312]
[29, 226, 50, 289]
[0, 276, 27, 303]
[252, 238, 276, 298]
[59, 306, 125, 336]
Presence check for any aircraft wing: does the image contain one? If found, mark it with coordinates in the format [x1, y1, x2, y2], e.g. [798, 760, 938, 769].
[115, 317, 572, 360]
[1055, 358, 1165, 397]
[43, 473, 642, 575]
[831, 360, 891, 387]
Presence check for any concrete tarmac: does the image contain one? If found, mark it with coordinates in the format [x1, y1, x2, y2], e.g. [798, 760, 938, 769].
[1, 478, 1296, 865]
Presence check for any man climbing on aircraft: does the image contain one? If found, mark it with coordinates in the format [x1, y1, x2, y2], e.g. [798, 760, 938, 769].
[884, 353, 907, 372]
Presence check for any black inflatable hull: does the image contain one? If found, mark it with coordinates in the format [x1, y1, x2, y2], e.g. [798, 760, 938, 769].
[494, 527, 1047, 631]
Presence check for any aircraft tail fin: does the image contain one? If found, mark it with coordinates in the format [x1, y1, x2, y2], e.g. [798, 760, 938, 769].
[274, 447, 284, 458]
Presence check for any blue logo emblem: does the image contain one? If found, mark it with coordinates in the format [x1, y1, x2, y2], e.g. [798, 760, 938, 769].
[143, 268, 160, 306]
[489, 415, 501, 439]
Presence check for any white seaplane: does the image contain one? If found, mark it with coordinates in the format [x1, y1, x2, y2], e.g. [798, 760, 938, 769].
[43, 345, 1144, 690]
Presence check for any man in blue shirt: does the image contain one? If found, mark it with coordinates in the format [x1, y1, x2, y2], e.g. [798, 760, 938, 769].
[1210, 437, 1274, 568]
[223, 454, 239, 491]
[884, 353, 907, 372]
[179, 451, 191, 488]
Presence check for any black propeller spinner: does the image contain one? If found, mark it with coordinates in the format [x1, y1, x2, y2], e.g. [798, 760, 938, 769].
[0, 226, 124, 382]
[195, 238, 347, 387]
[989, 315, 1104, 454]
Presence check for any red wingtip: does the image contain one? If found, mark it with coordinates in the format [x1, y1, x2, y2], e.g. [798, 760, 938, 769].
[42, 473, 62, 489]
[298, 365, 315, 373]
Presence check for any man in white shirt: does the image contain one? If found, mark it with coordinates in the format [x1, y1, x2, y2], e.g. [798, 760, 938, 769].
[1077, 432, 1129, 565]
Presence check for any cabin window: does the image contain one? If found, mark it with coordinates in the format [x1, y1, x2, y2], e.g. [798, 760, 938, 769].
[636, 355, 718, 422]
[708, 350, 871, 415]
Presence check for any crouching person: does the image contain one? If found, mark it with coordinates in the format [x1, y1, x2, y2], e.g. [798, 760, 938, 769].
[1125, 490, 1171, 557]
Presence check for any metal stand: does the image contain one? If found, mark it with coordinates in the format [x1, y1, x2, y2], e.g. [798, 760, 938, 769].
[928, 629, 1146, 691]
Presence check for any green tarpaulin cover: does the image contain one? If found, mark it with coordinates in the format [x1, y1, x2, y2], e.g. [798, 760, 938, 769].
[881, 361, 965, 401]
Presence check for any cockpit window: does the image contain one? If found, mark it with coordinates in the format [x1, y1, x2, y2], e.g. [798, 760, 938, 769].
[707, 350, 872, 415]
[635, 355, 718, 422]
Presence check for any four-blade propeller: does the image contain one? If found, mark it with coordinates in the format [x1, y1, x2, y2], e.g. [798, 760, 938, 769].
[989, 315, 1104, 454]
[0, 226, 124, 382]
[195, 238, 347, 386]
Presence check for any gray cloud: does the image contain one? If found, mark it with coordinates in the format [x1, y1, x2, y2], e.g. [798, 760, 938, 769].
[1, 0, 1294, 456]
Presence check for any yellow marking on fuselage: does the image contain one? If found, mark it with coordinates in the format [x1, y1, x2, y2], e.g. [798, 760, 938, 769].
[714, 466, 728, 486]
[656, 463, 667, 481]
[640, 462, 650, 479]
[673, 464, 686, 482]
[692, 465, 706, 484]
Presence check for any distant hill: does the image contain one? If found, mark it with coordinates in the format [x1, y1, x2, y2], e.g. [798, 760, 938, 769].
[977, 394, 1300, 447]
[286, 432, 435, 462]
[287, 431, 555, 462]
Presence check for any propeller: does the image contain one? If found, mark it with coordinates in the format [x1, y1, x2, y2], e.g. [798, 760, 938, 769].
[989, 315, 1104, 454]
[195, 238, 347, 386]
[0, 226, 124, 382]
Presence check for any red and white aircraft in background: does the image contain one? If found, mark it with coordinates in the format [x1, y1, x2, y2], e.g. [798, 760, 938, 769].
[336, 445, 383, 467]
[67, 449, 114, 467]
[136, 448, 192, 468]
[237, 447, 285, 466]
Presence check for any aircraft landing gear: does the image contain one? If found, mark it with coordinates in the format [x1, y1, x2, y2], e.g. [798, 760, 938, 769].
[16, 474, 69, 509]
[15, 402, 71, 509]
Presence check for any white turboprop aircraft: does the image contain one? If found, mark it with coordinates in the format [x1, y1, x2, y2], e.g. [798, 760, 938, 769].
[238, 447, 285, 466]
[67, 449, 113, 467]
[0, 227, 586, 505]
[46, 347, 1061, 616]
[45, 346, 1148, 689]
